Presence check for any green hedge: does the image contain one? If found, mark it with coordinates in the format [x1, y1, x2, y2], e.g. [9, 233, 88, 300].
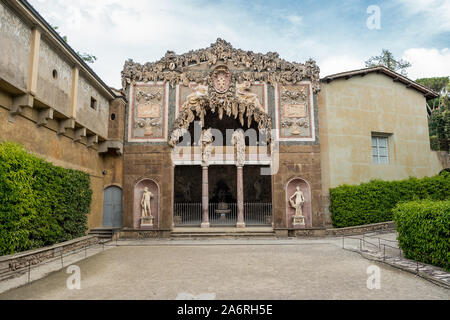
[330, 172, 450, 228]
[393, 200, 449, 271]
[0, 142, 92, 256]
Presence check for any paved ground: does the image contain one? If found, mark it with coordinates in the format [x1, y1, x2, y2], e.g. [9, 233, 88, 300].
[0, 236, 449, 300]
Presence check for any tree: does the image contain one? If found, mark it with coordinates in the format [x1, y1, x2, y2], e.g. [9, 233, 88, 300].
[53, 26, 97, 64]
[416, 77, 450, 151]
[365, 49, 411, 76]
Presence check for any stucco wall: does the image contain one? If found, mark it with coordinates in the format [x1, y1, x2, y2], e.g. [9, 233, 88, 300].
[76, 74, 109, 138]
[0, 1, 31, 90]
[36, 39, 72, 116]
[319, 73, 443, 197]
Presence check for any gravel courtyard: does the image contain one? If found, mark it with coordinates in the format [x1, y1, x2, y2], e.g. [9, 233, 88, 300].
[0, 238, 448, 300]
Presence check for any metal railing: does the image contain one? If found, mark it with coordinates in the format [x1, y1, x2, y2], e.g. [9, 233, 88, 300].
[173, 203, 202, 226]
[0, 241, 113, 286]
[173, 202, 273, 226]
[244, 202, 273, 225]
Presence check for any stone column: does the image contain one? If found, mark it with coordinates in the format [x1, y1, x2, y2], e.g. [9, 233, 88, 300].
[236, 166, 245, 228]
[201, 166, 210, 228]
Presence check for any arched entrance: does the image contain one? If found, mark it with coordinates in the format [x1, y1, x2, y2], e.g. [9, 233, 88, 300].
[171, 104, 273, 228]
[102, 186, 123, 228]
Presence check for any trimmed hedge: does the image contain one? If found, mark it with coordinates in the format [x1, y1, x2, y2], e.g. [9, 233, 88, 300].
[0, 142, 92, 256]
[330, 172, 450, 228]
[393, 200, 449, 271]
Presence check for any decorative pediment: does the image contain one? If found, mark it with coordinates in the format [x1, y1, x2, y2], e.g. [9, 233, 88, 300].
[121, 38, 321, 93]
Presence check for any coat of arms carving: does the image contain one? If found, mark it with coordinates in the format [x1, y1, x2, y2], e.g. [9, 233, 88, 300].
[212, 65, 231, 94]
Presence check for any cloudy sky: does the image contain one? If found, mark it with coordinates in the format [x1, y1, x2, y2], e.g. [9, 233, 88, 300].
[29, 0, 450, 89]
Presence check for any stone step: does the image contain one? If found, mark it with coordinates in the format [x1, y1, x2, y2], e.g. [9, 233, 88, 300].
[171, 231, 276, 238]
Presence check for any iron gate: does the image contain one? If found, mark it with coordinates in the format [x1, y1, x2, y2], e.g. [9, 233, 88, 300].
[173, 203, 272, 227]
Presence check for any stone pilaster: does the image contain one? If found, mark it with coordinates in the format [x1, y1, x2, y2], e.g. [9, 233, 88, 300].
[236, 166, 245, 228]
[201, 166, 210, 228]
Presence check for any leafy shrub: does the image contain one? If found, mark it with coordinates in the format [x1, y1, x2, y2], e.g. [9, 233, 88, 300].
[330, 172, 450, 228]
[0, 142, 92, 255]
[393, 200, 449, 271]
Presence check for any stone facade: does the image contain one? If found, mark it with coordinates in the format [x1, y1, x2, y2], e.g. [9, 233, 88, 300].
[0, 0, 446, 237]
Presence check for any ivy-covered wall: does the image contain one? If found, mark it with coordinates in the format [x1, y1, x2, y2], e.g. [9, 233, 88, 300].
[0, 142, 92, 256]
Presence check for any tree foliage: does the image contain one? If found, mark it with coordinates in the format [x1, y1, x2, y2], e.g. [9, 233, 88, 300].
[53, 26, 97, 64]
[365, 49, 411, 76]
[416, 77, 450, 151]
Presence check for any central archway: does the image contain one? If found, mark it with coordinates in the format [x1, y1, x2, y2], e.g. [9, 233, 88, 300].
[168, 95, 273, 148]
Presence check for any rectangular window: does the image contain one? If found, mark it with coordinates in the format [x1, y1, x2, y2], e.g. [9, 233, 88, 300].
[90, 97, 97, 110]
[372, 135, 389, 164]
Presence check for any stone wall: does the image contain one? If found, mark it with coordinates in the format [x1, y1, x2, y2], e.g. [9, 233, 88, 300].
[36, 39, 73, 116]
[0, 236, 99, 278]
[122, 145, 174, 229]
[273, 145, 323, 228]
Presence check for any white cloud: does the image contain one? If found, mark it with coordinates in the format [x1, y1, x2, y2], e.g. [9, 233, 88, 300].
[402, 48, 450, 79]
[29, 0, 311, 88]
[319, 55, 365, 77]
[396, 0, 450, 32]
[27, 1, 450, 87]
[286, 15, 303, 26]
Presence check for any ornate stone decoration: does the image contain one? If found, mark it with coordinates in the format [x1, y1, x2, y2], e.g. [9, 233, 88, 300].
[121, 38, 321, 93]
[278, 84, 312, 138]
[122, 39, 320, 145]
[168, 82, 272, 147]
[212, 65, 231, 93]
[231, 130, 246, 167]
[236, 81, 263, 110]
[200, 128, 214, 167]
[132, 85, 165, 139]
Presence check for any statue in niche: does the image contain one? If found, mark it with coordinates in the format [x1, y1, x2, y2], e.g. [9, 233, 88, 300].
[141, 187, 154, 218]
[236, 81, 263, 110]
[231, 130, 245, 167]
[141, 187, 154, 227]
[201, 128, 214, 167]
[289, 186, 305, 226]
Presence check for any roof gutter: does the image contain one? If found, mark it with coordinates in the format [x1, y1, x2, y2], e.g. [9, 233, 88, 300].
[321, 66, 439, 100]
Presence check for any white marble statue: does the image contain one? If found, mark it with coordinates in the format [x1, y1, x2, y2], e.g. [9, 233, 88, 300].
[289, 186, 305, 219]
[231, 130, 246, 167]
[141, 187, 154, 218]
[201, 128, 214, 167]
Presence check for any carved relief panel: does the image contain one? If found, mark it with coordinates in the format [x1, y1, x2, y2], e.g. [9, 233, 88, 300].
[128, 83, 168, 142]
[276, 83, 315, 141]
